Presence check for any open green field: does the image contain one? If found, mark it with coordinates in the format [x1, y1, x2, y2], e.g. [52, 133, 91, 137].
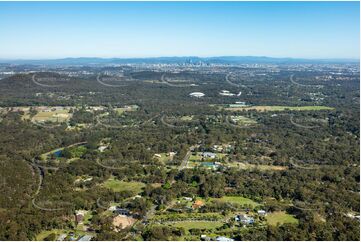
[225, 105, 334, 112]
[36, 229, 67, 241]
[229, 115, 257, 125]
[266, 211, 299, 226]
[32, 109, 72, 123]
[102, 178, 145, 194]
[76, 211, 93, 230]
[83, 211, 93, 225]
[227, 162, 288, 171]
[170, 221, 224, 230]
[114, 108, 127, 115]
[152, 212, 222, 222]
[114, 105, 139, 115]
[68, 145, 87, 158]
[21, 108, 72, 123]
[36, 229, 92, 241]
[213, 196, 259, 207]
[180, 115, 194, 121]
[189, 153, 203, 162]
[155, 153, 173, 164]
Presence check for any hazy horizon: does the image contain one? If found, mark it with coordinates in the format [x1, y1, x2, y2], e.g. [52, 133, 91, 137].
[0, 1, 359, 59]
[0, 55, 360, 61]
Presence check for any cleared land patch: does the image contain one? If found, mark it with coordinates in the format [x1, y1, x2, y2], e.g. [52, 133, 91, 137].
[170, 221, 224, 230]
[212, 196, 259, 207]
[114, 105, 139, 115]
[102, 178, 145, 194]
[154, 153, 174, 164]
[180, 115, 194, 121]
[266, 211, 299, 226]
[227, 162, 288, 171]
[16, 106, 73, 123]
[32, 109, 71, 122]
[228, 115, 257, 126]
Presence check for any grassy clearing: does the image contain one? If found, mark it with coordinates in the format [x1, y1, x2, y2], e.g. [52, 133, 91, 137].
[189, 153, 203, 162]
[67, 145, 87, 158]
[152, 212, 222, 222]
[83, 211, 93, 225]
[35, 229, 89, 241]
[266, 211, 299, 226]
[114, 105, 138, 115]
[114, 108, 127, 115]
[225, 105, 334, 112]
[213, 196, 259, 207]
[32, 109, 72, 123]
[180, 115, 194, 121]
[154, 153, 174, 164]
[37, 229, 92, 241]
[35, 229, 66, 241]
[170, 221, 224, 230]
[102, 178, 145, 194]
[229, 115, 257, 125]
[227, 162, 288, 171]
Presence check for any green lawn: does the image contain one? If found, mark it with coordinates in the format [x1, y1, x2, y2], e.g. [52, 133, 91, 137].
[214, 196, 259, 207]
[35, 229, 89, 241]
[155, 153, 173, 164]
[170, 221, 224, 230]
[226, 105, 334, 112]
[114, 108, 127, 115]
[68, 145, 87, 158]
[36, 229, 66, 241]
[266, 211, 299, 226]
[189, 153, 203, 162]
[83, 211, 93, 225]
[102, 178, 145, 194]
[152, 212, 222, 223]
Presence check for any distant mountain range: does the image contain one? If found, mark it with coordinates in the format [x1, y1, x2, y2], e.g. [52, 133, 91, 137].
[0, 56, 359, 65]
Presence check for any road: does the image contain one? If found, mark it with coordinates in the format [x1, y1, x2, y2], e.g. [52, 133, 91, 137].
[179, 145, 197, 170]
[96, 73, 126, 87]
[225, 72, 246, 88]
[289, 74, 323, 88]
[160, 73, 194, 87]
[32, 73, 61, 88]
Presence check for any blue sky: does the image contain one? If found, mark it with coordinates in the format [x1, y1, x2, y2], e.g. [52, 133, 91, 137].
[0, 1, 359, 59]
